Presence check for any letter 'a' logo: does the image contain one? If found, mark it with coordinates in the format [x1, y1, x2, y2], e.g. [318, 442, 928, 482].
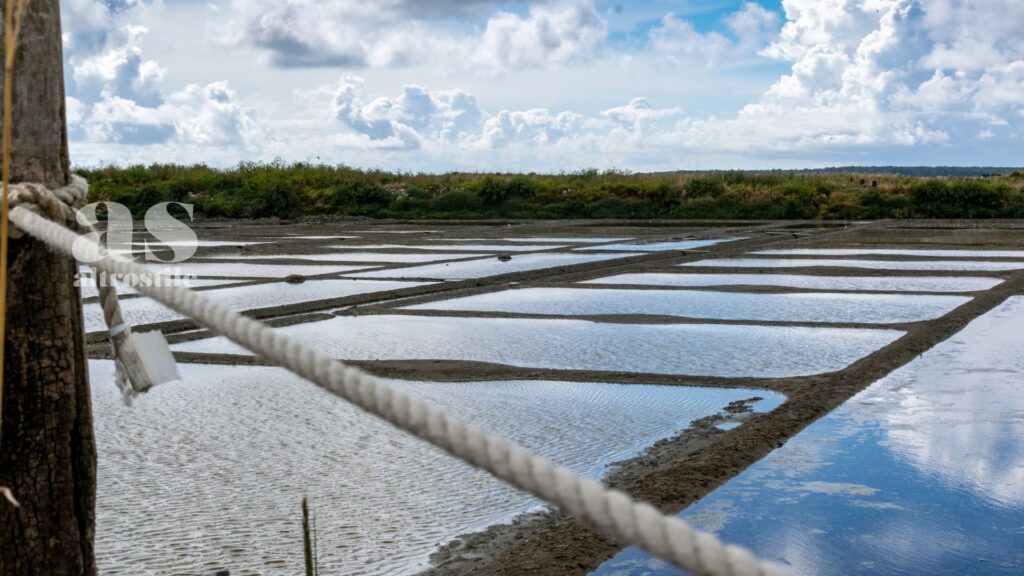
[73, 202, 197, 264]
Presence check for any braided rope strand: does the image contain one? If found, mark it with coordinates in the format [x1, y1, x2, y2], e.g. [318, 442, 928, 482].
[10, 175, 155, 401]
[10, 202, 788, 576]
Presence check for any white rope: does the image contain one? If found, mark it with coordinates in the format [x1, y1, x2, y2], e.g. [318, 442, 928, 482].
[9, 175, 169, 402]
[10, 199, 788, 576]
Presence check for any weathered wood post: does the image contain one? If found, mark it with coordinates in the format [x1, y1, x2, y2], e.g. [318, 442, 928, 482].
[0, 0, 97, 575]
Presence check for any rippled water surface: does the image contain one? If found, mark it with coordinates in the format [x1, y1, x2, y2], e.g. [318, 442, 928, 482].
[347, 253, 639, 280]
[201, 252, 483, 263]
[83, 279, 430, 331]
[78, 277, 234, 299]
[174, 315, 901, 377]
[683, 258, 1024, 271]
[134, 240, 268, 248]
[329, 244, 565, 252]
[171, 262, 373, 278]
[405, 288, 969, 324]
[581, 273, 1004, 293]
[91, 361, 782, 575]
[502, 237, 631, 243]
[594, 296, 1024, 576]
[756, 248, 1024, 258]
[580, 238, 742, 251]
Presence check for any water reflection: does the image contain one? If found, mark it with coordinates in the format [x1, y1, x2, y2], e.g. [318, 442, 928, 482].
[90, 361, 782, 575]
[683, 258, 1024, 271]
[82, 279, 431, 332]
[580, 239, 742, 252]
[582, 273, 1004, 293]
[173, 315, 903, 377]
[347, 252, 638, 280]
[405, 287, 970, 324]
[594, 296, 1024, 575]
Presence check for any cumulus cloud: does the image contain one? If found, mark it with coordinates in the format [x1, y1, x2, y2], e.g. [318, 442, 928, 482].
[79, 81, 263, 149]
[651, 3, 780, 66]
[169, 82, 265, 148]
[677, 0, 1024, 152]
[600, 97, 683, 145]
[60, 0, 1024, 169]
[474, 0, 606, 70]
[71, 24, 165, 106]
[209, 0, 605, 72]
[329, 76, 484, 150]
[481, 108, 584, 148]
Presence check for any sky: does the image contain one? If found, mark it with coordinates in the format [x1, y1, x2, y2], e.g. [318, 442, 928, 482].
[59, 0, 1024, 172]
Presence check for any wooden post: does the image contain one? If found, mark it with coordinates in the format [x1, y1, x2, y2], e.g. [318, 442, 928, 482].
[0, 1, 96, 575]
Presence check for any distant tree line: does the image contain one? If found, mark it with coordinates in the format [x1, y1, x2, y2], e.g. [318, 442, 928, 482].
[78, 162, 1024, 221]
[665, 166, 1024, 178]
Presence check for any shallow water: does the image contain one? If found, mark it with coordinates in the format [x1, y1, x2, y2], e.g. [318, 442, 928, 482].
[78, 277, 234, 299]
[90, 360, 782, 575]
[683, 258, 1024, 271]
[168, 262, 374, 279]
[501, 237, 632, 243]
[173, 315, 901, 377]
[346, 253, 639, 280]
[329, 244, 566, 252]
[579, 238, 742, 251]
[202, 252, 483, 263]
[755, 248, 1024, 258]
[581, 273, 1004, 293]
[594, 296, 1024, 576]
[82, 279, 430, 331]
[134, 240, 268, 248]
[279, 235, 359, 240]
[405, 288, 969, 324]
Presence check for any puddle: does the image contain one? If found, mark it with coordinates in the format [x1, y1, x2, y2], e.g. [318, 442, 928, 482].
[90, 360, 782, 575]
[329, 244, 566, 252]
[581, 273, 1005, 293]
[134, 240, 268, 248]
[346, 253, 639, 280]
[202, 252, 482, 263]
[755, 248, 1024, 258]
[77, 277, 233, 299]
[347, 230, 440, 234]
[579, 238, 743, 251]
[173, 315, 901, 377]
[501, 237, 632, 243]
[167, 262, 373, 278]
[683, 258, 1024, 271]
[593, 296, 1024, 576]
[405, 288, 969, 324]
[82, 280, 430, 332]
[280, 235, 359, 240]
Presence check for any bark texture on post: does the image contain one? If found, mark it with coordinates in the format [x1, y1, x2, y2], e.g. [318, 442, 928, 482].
[0, 1, 96, 575]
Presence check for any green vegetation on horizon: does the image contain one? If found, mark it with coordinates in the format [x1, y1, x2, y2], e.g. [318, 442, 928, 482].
[79, 162, 1024, 221]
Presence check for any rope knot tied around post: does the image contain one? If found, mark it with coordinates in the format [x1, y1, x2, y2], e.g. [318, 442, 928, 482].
[6, 174, 179, 403]
[7, 174, 88, 238]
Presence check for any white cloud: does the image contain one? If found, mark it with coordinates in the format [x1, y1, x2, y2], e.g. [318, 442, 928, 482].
[690, 0, 1024, 152]
[651, 3, 779, 66]
[209, 0, 605, 72]
[169, 82, 265, 148]
[79, 81, 262, 149]
[481, 108, 584, 148]
[330, 76, 485, 150]
[474, 1, 606, 70]
[71, 24, 165, 106]
[59, 0, 1024, 169]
